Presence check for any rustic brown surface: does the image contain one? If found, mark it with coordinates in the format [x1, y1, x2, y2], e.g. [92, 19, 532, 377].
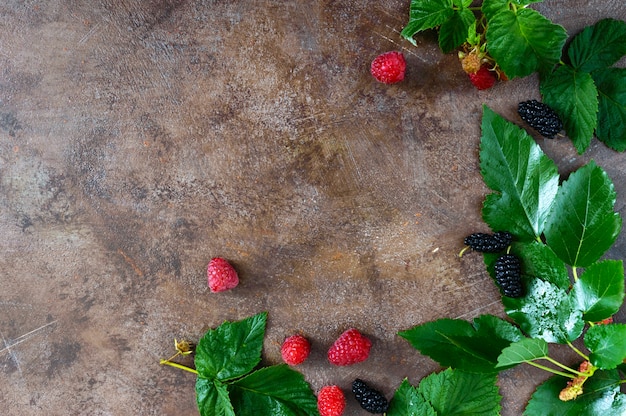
[1, 1, 625, 415]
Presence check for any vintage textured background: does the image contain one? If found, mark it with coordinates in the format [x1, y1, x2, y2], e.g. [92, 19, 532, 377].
[1, 1, 625, 414]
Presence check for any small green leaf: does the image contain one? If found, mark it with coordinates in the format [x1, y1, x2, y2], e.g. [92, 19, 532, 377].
[418, 368, 501, 416]
[571, 260, 625, 322]
[196, 378, 236, 416]
[503, 278, 584, 344]
[568, 18, 626, 73]
[438, 7, 476, 53]
[585, 324, 626, 370]
[194, 312, 267, 381]
[594, 67, 626, 151]
[480, 106, 559, 241]
[496, 338, 548, 368]
[481, 0, 543, 21]
[398, 315, 523, 373]
[485, 8, 567, 78]
[228, 365, 318, 416]
[401, 0, 454, 46]
[388, 379, 437, 416]
[540, 65, 598, 154]
[543, 161, 622, 267]
[524, 370, 626, 415]
[511, 241, 570, 290]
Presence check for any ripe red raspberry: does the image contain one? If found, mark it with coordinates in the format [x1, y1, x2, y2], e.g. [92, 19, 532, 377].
[468, 65, 497, 90]
[317, 385, 346, 416]
[207, 257, 239, 292]
[327, 328, 371, 366]
[280, 334, 311, 365]
[370, 51, 406, 84]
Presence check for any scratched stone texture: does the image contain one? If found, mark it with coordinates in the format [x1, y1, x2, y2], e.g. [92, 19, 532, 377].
[0, 1, 625, 415]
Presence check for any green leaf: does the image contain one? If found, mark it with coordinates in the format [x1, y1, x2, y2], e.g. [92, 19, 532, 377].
[388, 379, 437, 416]
[228, 365, 318, 416]
[398, 315, 523, 373]
[503, 278, 584, 343]
[438, 7, 476, 53]
[594, 67, 626, 151]
[481, 0, 543, 21]
[196, 378, 236, 416]
[585, 324, 626, 370]
[485, 8, 567, 78]
[571, 260, 625, 322]
[401, 0, 454, 46]
[418, 368, 501, 415]
[568, 18, 626, 73]
[194, 312, 267, 381]
[511, 241, 570, 290]
[540, 65, 598, 154]
[524, 370, 626, 415]
[480, 106, 559, 241]
[496, 338, 548, 368]
[543, 161, 622, 267]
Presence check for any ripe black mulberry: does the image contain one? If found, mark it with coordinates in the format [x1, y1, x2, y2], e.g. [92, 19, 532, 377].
[517, 99, 563, 139]
[352, 379, 389, 414]
[464, 231, 513, 253]
[494, 254, 524, 298]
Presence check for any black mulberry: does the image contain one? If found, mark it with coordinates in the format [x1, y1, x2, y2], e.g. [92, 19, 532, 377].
[518, 99, 563, 139]
[463, 231, 513, 253]
[494, 254, 524, 298]
[352, 379, 389, 414]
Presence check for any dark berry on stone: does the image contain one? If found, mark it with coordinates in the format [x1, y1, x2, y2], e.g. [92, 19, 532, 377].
[352, 379, 389, 414]
[518, 99, 563, 139]
[494, 254, 524, 298]
[464, 231, 513, 253]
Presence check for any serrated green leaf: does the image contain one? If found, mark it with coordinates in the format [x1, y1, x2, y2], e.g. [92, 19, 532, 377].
[540, 65, 598, 153]
[485, 8, 567, 78]
[481, 0, 543, 21]
[438, 7, 476, 53]
[196, 378, 236, 416]
[571, 260, 625, 322]
[418, 368, 501, 415]
[228, 365, 318, 416]
[401, 0, 454, 46]
[194, 312, 267, 381]
[496, 338, 548, 368]
[503, 279, 584, 343]
[568, 18, 626, 72]
[510, 242, 570, 289]
[388, 379, 437, 416]
[584, 324, 626, 370]
[543, 161, 622, 267]
[398, 315, 523, 373]
[523, 370, 626, 415]
[480, 106, 559, 241]
[594, 67, 626, 151]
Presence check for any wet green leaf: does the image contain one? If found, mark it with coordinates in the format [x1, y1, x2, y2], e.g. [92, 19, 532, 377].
[571, 260, 625, 322]
[585, 324, 626, 370]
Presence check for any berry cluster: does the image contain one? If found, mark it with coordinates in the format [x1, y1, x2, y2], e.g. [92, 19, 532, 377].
[463, 231, 513, 253]
[352, 379, 390, 414]
[518, 99, 563, 139]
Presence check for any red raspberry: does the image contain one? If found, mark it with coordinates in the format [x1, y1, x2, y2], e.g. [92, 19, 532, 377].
[207, 257, 239, 292]
[317, 385, 346, 416]
[468, 65, 497, 90]
[280, 334, 311, 365]
[370, 51, 406, 84]
[327, 328, 371, 366]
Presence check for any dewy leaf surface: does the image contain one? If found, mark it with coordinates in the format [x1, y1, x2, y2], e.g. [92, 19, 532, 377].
[594, 67, 626, 152]
[401, 0, 454, 45]
[571, 260, 625, 322]
[543, 161, 622, 267]
[194, 312, 267, 381]
[584, 324, 626, 370]
[228, 365, 318, 416]
[196, 378, 236, 416]
[540, 65, 598, 154]
[388, 379, 437, 416]
[496, 338, 548, 368]
[568, 18, 626, 73]
[480, 106, 559, 241]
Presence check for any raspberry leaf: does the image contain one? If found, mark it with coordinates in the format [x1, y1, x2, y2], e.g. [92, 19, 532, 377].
[194, 312, 267, 381]
[524, 370, 626, 415]
[481, 0, 543, 21]
[503, 278, 584, 344]
[401, 0, 454, 46]
[594, 67, 626, 152]
[568, 18, 626, 73]
[228, 365, 318, 416]
[543, 161, 622, 268]
[571, 260, 625, 322]
[195, 378, 236, 416]
[485, 8, 567, 78]
[496, 338, 548, 368]
[438, 7, 476, 53]
[480, 106, 559, 241]
[388, 379, 437, 416]
[540, 65, 598, 154]
[584, 324, 626, 370]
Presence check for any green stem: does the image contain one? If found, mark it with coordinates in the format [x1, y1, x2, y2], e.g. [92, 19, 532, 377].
[160, 359, 198, 375]
[566, 340, 590, 361]
[526, 360, 576, 379]
[541, 356, 588, 377]
[572, 267, 579, 282]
